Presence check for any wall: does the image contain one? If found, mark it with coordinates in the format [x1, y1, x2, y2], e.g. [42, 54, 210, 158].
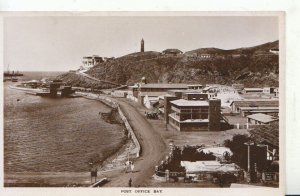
[164, 96, 178, 124]
[76, 92, 141, 158]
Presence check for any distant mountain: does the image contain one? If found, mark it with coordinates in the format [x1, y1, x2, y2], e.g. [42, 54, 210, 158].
[57, 40, 279, 89]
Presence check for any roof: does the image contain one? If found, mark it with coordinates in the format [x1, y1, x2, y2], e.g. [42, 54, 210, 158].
[170, 99, 209, 107]
[244, 88, 263, 91]
[181, 119, 209, 123]
[239, 106, 279, 111]
[187, 84, 203, 87]
[139, 92, 168, 97]
[162, 48, 183, 54]
[180, 161, 240, 173]
[183, 92, 206, 95]
[230, 99, 279, 106]
[168, 89, 202, 93]
[140, 83, 188, 89]
[246, 113, 279, 123]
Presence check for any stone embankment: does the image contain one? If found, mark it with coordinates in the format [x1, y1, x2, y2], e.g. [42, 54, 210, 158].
[76, 92, 141, 159]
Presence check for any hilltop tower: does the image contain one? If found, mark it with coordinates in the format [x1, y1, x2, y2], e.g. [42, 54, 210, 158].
[141, 38, 144, 52]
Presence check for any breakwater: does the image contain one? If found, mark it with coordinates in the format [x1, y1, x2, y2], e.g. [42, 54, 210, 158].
[76, 92, 141, 159]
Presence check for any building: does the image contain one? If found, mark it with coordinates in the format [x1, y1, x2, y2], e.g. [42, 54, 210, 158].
[199, 53, 212, 58]
[168, 98, 221, 132]
[182, 92, 208, 101]
[269, 48, 279, 55]
[139, 83, 188, 92]
[274, 88, 279, 98]
[263, 87, 277, 94]
[187, 84, 203, 90]
[249, 122, 279, 161]
[82, 55, 104, 69]
[230, 99, 279, 113]
[127, 85, 139, 102]
[238, 106, 279, 117]
[180, 161, 240, 181]
[139, 92, 168, 109]
[141, 38, 144, 52]
[232, 83, 244, 92]
[103, 57, 115, 62]
[111, 90, 128, 98]
[162, 49, 183, 56]
[246, 113, 279, 125]
[243, 88, 263, 93]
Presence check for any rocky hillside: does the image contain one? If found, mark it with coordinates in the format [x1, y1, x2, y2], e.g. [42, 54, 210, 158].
[57, 40, 279, 89]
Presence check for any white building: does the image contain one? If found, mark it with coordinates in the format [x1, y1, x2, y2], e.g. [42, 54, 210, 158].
[247, 113, 279, 125]
[82, 55, 103, 70]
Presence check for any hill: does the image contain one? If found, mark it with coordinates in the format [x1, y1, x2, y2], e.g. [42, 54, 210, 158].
[57, 40, 279, 89]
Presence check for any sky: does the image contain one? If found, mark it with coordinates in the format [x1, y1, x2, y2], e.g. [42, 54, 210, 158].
[3, 16, 279, 71]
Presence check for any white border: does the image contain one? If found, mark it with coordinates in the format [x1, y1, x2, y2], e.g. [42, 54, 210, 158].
[1, 0, 299, 195]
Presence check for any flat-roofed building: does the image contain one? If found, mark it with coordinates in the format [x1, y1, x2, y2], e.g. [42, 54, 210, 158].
[230, 99, 279, 113]
[168, 98, 221, 132]
[243, 88, 263, 93]
[82, 55, 103, 69]
[181, 161, 240, 181]
[247, 113, 279, 125]
[263, 87, 277, 94]
[239, 106, 279, 117]
[139, 83, 188, 92]
[187, 84, 203, 90]
[182, 92, 209, 101]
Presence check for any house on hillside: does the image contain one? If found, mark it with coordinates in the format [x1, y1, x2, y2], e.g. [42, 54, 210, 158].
[162, 49, 183, 56]
[103, 57, 115, 62]
[82, 55, 103, 69]
[269, 48, 279, 55]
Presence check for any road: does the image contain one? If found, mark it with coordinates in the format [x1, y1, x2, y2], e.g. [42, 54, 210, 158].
[76, 71, 120, 86]
[103, 98, 168, 187]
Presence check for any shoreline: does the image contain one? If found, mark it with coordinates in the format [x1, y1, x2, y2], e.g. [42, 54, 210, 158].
[5, 87, 141, 187]
[76, 92, 141, 165]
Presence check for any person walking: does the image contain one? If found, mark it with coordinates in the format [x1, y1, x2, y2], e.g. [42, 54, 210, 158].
[128, 178, 132, 187]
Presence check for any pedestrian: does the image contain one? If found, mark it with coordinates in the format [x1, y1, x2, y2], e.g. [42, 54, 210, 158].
[130, 163, 135, 173]
[129, 178, 132, 187]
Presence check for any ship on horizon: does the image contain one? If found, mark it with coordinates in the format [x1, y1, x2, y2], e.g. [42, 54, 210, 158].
[3, 64, 23, 82]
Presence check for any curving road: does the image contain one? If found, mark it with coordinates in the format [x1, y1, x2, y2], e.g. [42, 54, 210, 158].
[103, 98, 168, 187]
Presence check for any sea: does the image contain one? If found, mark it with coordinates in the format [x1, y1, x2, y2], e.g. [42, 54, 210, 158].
[4, 72, 126, 173]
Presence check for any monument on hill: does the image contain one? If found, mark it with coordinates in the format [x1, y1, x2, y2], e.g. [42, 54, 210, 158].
[141, 38, 144, 52]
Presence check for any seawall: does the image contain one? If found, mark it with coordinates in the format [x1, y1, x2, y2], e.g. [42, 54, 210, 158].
[76, 92, 141, 159]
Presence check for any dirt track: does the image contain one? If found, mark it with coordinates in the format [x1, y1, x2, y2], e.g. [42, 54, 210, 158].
[103, 98, 168, 187]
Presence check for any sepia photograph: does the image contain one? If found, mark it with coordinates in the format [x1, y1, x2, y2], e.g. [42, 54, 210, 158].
[1, 12, 284, 192]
